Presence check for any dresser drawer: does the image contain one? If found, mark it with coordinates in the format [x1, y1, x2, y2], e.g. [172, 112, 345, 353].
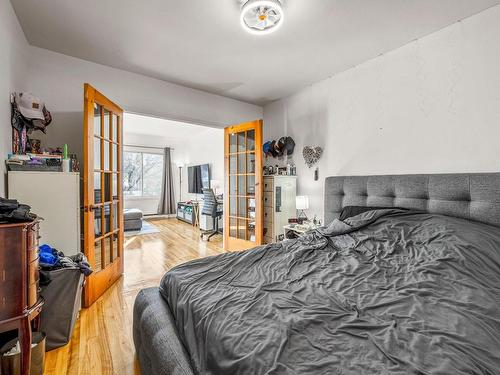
[27, 222, 39, 247]
[263, 192, 273, 207]
[28, 280, 39, 308]
[27, 224, 39, 262]
[263, 222, 273, 237]
[263, 206, 273, 222]
[0, 220, 42, 320]
[264, 235, 274, 244]
[29, 258, 40, 285]
[263, 178, 274, 192]
[0, 280, 24, 319]
[27, 245, 38, 263]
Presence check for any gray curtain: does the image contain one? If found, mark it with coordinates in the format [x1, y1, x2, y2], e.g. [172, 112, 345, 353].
[157, 147, 176, 214]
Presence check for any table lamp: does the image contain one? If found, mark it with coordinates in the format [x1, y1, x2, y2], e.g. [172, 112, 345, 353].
[296, 195, 309, 222]
[177, 163, 185, 202]
[210, 180, 221, 195]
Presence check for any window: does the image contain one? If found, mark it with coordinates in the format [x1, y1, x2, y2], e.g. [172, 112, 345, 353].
[123, 151, 163, 197]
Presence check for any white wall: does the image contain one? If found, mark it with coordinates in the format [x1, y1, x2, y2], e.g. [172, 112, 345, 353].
[180, 128, 224, 203]
[123, 126, 224, 215]
[0, 0, 30, 196]
[264, 4, 500, 222]
[25, 46, 262, 167]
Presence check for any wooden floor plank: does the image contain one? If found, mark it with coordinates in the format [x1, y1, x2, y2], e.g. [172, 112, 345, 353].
[44, 218, 224, 375]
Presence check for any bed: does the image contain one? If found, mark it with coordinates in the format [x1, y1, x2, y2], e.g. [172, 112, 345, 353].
[133, 173, 500, 375]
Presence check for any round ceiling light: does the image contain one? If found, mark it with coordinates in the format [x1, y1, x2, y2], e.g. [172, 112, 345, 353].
[240, 0, 284, 35]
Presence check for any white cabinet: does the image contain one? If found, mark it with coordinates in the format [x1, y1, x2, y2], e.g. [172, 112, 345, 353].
[8, 172, 81, 255]
[263, 176, 296, 243]
[199, 200, 224, 230]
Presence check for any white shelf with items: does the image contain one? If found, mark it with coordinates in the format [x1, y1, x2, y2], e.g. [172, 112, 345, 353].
[262, 175, 297, 243]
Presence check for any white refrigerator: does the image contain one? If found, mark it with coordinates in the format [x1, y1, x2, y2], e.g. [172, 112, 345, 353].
[8, 171, 81, 256]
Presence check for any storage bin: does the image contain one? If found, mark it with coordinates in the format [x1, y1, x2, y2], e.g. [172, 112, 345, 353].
[0, 332, 45, 375]
[39, 268, 84, 350]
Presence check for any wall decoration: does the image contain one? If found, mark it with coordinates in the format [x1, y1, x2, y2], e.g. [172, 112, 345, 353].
[302, 146, 323, 168]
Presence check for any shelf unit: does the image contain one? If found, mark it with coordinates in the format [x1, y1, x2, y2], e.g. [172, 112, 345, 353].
[176, 202, 199, 225]
[263, 175, 297, 243]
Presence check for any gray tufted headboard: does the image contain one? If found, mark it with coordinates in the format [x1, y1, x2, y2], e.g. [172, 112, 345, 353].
[324, 173, 500, 228]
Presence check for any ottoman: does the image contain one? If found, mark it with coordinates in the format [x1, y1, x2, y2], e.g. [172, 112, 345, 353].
[124, 208, 143, 231]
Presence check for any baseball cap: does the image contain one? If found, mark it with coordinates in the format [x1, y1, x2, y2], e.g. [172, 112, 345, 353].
[274, 138, 285, 157]
[15, 92, 45, 121]
[284, 137, 295, 156]
[269, 140, 278, 157]
[263, 141, 272, 156]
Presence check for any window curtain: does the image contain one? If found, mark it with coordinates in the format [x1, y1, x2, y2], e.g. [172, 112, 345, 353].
[157, 147, 176, 214]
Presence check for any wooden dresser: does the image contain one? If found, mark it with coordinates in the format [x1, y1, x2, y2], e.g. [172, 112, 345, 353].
[0, 219, 44, 375]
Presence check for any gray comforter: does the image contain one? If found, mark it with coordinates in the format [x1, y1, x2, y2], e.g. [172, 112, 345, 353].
[160, 209, 500, 374]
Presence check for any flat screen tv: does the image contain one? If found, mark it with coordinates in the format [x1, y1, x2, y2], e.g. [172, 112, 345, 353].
[188, 164, 210, 194]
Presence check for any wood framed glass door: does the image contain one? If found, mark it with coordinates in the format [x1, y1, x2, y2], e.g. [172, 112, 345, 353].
[83, 84, 124, 307]
[224, 120, 263, 251]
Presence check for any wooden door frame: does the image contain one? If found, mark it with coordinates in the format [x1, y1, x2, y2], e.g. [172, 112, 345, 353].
[83, 83, 124, 307]
[223, 119, 263, 251]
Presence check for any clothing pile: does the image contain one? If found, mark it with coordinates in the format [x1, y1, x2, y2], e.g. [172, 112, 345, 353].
[39, 244, 93, 286]
[0, 197, 37, 222]
[11, 92, 52, 154]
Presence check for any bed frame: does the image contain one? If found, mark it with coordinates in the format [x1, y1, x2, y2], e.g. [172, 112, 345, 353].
[324, 173, 500, 228]
[134, 172, 500, 375]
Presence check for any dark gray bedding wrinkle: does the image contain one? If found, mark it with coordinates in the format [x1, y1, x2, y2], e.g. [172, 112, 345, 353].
[159, 209, 500, 375]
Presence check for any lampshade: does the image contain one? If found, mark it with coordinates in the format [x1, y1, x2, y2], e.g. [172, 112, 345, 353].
[296, 196, 309, 210]
[210, 180, 221, 190]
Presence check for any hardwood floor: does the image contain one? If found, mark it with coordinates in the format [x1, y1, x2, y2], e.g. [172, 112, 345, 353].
[44, 218, 224, 375]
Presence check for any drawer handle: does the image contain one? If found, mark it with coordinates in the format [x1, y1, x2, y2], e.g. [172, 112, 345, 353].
[37, 235, 42, 240]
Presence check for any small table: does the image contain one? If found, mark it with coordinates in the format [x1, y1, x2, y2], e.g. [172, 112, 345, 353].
[283, 223, 321, 239]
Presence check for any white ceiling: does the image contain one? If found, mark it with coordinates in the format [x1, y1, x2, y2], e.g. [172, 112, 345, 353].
[124, 113, 218, 141]
[11, 0, 500, 105]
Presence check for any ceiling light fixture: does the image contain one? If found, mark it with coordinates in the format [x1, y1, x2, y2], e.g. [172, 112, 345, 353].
[240, 0, 284, 35]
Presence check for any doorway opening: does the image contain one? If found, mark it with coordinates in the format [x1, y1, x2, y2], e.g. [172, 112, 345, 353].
[122, 111, 225, 250]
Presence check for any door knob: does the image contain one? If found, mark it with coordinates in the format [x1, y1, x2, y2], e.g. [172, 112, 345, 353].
[85, 205, 100, 212]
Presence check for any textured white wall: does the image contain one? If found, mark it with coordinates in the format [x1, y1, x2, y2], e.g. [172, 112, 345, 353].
[264, 4, 500, 222]
[1, 8, 261, 197]
[26, 46, 262, 167]
[0, 0, 30, 196]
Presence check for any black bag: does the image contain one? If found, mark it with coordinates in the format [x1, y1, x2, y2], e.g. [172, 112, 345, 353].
[39, 268, 84, 350]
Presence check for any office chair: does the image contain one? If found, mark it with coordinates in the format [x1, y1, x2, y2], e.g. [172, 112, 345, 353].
[200, 188, 223, 241]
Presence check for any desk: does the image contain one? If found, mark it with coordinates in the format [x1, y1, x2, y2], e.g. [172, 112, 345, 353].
[178, 200, 223, 228]
[199, 200, 223, 231]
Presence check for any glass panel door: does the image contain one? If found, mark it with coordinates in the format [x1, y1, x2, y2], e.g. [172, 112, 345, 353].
[83, 83, 123, 307]
[224, 120, 263, 251]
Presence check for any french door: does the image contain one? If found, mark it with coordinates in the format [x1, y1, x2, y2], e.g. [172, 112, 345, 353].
[224, 120, 263, 251]
[83, 84, 124, 307]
